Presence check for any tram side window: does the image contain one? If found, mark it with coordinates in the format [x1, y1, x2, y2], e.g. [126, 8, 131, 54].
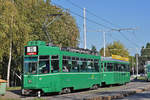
[101, 63, 103, 72]
[104, 63, 107, 72]
[80, 58, 87, 72]
[122, 64, 127, 72]
[62, 56, 70, 72]
[39, 56, 49, 74]
[114, 64, 119, 71]
[94, 59, 99, 72]
[120, 64, 126, 72]
[51, 55, 59, 73]
[127, 65, 130, 72]
[87, 59, 95, 72]
[118, 64, 123, 72]
[124, 64, 128, 72]
[107, 63, 113, 71]
[71, 60, 79, 72]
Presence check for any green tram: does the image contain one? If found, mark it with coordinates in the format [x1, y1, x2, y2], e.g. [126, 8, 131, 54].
[146, 64, 150, 81]
[22, 41, 102, 96]
[101, 57, 130, 85]
[22, 41, 130, 96]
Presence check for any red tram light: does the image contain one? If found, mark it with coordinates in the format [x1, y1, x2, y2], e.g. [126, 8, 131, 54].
[27, 52, 37, 55]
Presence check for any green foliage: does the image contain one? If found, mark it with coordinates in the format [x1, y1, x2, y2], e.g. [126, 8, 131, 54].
[6, 86, 21, 90]
[129, 56, 136, 71]
[139, 42, 150, 73]
[0, 0, 79, 85]
[91, 45, 97, 52]
[141, 42, 150, 57]
[100, 41, 129, 57]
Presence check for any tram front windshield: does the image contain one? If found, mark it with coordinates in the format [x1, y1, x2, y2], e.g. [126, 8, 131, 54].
[24, 57, 38, 74]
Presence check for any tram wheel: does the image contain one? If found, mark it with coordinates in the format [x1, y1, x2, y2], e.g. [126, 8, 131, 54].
[91, 84, 98, 90]
[59, 88, 71, 94]
[66, 88, 71, 93]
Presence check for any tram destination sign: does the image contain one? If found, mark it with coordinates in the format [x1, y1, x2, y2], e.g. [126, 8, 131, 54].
[25, 46, 38, 55]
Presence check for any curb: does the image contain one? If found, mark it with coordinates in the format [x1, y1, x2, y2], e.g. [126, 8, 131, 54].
[83, 86, 150, 100]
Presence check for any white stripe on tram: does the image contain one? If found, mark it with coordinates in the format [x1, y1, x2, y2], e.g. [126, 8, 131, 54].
[24, 72, 100, 77]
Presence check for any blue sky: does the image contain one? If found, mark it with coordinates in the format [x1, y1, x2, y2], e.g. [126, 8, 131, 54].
[51, 0, 150, 56]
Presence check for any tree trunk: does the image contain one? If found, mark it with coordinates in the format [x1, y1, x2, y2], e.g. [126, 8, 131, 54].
[7, 42, 12, 87]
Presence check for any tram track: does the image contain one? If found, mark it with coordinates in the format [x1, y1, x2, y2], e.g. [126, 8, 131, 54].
[1, 80, 150, 100]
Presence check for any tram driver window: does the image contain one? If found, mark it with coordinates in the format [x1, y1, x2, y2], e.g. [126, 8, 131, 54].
[39, 56, 49, 74]
[51, 55, 59, 73]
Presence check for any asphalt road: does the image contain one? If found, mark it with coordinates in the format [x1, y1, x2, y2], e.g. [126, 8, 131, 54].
[1, 80, 150, 100]
[117, 90, 150, 100]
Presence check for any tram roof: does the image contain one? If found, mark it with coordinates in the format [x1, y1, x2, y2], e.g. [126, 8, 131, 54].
[101, 57, 129, 63]
[25, 41, 100, 56]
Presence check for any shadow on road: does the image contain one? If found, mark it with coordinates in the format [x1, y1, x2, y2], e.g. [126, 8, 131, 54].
[131, 77, 147, 82]
[8, 90, 21, 96]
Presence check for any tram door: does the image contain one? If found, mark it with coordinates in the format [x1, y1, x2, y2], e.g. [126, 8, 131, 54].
[38, 56, 51, 89]
[102, 62, 107, 82]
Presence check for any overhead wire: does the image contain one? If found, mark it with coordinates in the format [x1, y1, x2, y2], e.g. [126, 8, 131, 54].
[119, 31, 139, 47]
[51, 1, 113, 29]
[65, 0, 143, 48]
[131, 30, 145, 45]
[67, 0, 120, 28]
[51, 1, 141, 49]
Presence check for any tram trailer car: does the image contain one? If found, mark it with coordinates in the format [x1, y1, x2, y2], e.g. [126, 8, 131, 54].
[146, 64, 150, 81]
[22, 41, 102, 96]
[101, 57, 130, 85]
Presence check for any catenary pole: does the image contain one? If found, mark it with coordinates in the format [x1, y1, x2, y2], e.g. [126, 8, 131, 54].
[103, 31, 106, 57]
[88, 28, 137, 57]
[136, 48, 139, 76]
[83, 8, 87, 49]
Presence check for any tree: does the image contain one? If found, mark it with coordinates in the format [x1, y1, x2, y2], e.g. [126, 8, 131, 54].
[0, 0, 80, 86]
[100, 41, 129, 57]
[0, 0, 21, 87]
[139, 42, 150, 73]
[129, 56, 136, 74]
[141, 43, 150, 57]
